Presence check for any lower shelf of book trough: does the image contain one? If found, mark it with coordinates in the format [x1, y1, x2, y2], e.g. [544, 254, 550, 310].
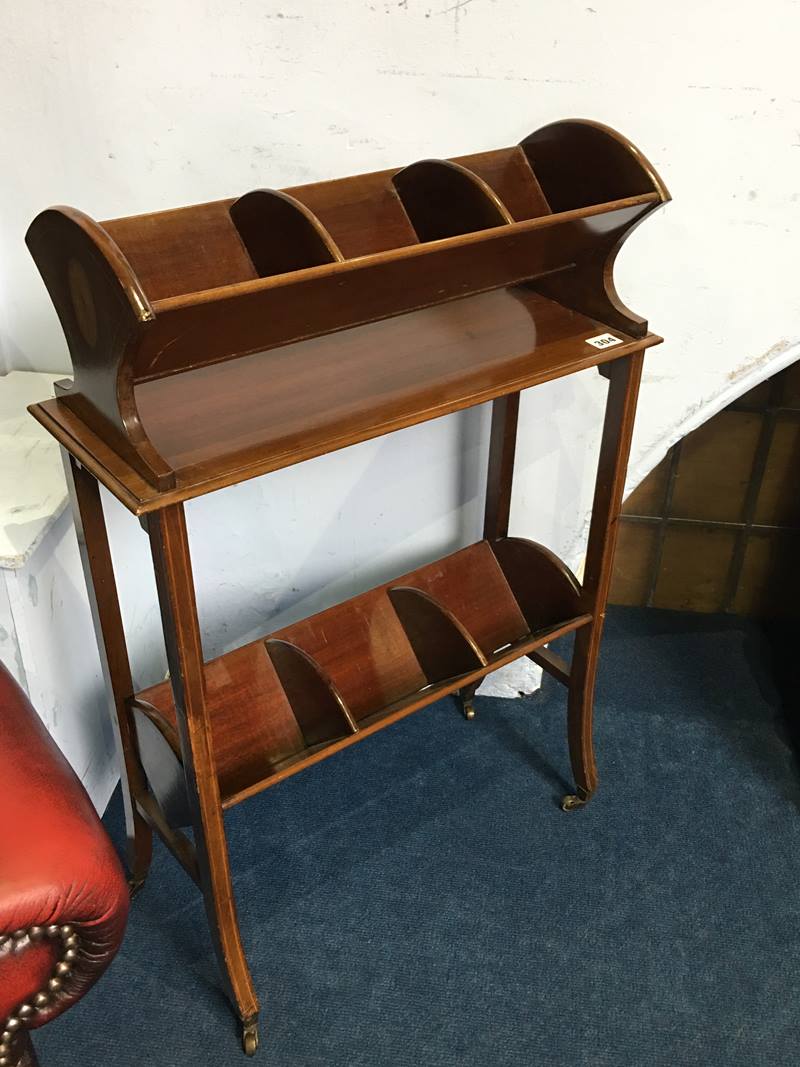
[131, 537, 591, 814]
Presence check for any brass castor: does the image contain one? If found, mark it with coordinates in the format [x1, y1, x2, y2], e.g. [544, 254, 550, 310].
[561, 788, 591, 812]
[242, 1019, 259, 1056]
[459, 684, 478, 721]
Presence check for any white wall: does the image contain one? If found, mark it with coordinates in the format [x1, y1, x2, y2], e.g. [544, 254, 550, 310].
[1, 1, 799, 782]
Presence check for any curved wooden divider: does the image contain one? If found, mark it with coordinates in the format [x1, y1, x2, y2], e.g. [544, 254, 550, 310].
[392, 159, 513, 242]
[264, 638, 358, 747]
[230, 189, 344, 278]
[131, 699, 192, 827]
[393, 539, 529, 659]
[522, 118, 670, 213]
[387, 586, 487, 683]
[490, 537, 584, 633]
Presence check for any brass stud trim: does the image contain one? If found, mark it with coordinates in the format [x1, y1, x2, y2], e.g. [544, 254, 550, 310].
[0, 923, 82, 1059]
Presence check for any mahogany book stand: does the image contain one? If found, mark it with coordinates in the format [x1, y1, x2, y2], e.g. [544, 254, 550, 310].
[26, 119, 668, 1055]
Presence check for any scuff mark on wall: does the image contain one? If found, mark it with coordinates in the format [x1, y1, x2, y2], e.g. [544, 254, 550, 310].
[434, 0, 477, 33]
[727, 338, 797, 385]
[437, 0, 476, 12]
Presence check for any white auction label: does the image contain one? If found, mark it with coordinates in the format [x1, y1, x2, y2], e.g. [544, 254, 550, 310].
[586, 333, 623, 349]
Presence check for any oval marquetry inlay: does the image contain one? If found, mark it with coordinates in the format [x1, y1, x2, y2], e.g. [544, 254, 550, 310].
[67, 258, 97, 346]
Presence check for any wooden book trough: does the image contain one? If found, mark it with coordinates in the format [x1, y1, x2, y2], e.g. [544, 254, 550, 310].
[26, 118, 669, 1055]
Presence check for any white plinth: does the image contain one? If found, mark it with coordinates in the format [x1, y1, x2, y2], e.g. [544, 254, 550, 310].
[0, 371, 117, 812]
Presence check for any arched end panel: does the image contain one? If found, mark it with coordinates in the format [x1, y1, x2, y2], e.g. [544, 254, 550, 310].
[230, 189, 344, 278]
[521, 120, 669, 340]
[25, 207, 174, 488]
[521, 119, 670, 213]
[264, 639, 358, 749]
[527, 200, 659, 340]
[132, 701, 192, 828]
[490, 537, 584, 633]
[387, 586, 487, 684]
[392, 159, 513, 243]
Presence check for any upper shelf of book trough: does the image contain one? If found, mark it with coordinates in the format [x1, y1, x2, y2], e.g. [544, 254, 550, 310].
[25, 119, 669, 514]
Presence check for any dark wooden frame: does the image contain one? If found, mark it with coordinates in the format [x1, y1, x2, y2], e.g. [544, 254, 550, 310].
[616, 371, 800, 614]
[27, 119, 668, 1056]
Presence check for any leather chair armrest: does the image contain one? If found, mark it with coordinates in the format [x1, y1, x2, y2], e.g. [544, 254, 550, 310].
[0, 666, 129, 1062]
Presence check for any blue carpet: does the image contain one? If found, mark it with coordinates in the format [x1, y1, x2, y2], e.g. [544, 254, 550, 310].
[36, 608, 800, 1065]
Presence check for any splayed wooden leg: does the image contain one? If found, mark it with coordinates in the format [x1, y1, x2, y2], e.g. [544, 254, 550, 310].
[149, 505, 260, 1051]
[63, 453, 154, 891]
[561, 625, 598, 812]
[561, 354, 644, 813]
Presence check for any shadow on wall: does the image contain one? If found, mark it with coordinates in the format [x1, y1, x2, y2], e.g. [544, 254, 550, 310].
[107, 405, 493, 694]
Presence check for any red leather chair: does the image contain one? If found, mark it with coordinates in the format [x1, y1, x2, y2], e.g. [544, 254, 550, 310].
[0, 666, 129, 1066]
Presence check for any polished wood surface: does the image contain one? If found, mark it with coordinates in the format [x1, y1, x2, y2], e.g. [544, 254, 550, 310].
[30, 118, 668, 1055]
[25, 207, 171, 489]
[102, 199, 257, 301]
[387, 587, 488, 680]
[32, 292, 660, 514]
[131, 290, 650, 487]
[453, 146, 552, 221]
[492, 536, 583, 633]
